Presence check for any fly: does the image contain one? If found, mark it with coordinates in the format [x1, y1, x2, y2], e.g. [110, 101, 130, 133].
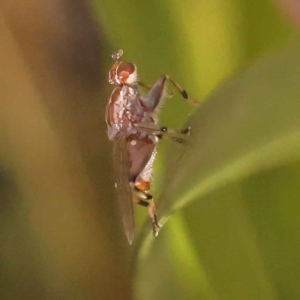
[106, 49, 197, 244]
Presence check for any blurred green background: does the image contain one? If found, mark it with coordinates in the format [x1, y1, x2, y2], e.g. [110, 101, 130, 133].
[1, 0, 300, 299]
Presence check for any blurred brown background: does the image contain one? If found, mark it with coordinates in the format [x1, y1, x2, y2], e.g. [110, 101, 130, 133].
[0, 1, 131, 299]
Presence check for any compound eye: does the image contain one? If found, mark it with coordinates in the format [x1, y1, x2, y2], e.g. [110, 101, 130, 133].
[117, 62, 137, 85]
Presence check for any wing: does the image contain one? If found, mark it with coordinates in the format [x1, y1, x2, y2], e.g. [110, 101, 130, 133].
[113, 136, 134, 244]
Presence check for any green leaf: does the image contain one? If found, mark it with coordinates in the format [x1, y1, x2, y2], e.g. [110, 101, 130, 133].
[135, 42, 300, 299]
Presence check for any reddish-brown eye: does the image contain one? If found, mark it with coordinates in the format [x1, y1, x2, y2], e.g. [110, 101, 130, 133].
[107, 61, 137, 85]
[117, 62, 137, 84]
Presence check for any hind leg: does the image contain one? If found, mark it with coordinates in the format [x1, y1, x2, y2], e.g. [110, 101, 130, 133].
[131, 184, 161, 237]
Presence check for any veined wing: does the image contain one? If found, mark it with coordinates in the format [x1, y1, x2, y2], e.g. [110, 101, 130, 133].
[113, 135, 134, 244]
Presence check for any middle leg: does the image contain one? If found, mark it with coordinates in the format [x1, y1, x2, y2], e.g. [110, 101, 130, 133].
[134, 123, 191, 143]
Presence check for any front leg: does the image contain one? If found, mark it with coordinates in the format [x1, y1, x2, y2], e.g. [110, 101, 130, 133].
[139, 75, 198, 111]
[139, 76, 167, 111]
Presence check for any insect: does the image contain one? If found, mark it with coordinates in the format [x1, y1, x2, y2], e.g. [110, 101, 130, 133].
[106, 49, 196, 244]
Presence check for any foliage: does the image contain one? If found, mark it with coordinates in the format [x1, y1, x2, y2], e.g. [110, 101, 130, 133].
[96, 0, 300, 299]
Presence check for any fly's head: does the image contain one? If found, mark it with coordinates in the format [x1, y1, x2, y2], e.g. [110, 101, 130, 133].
[108, 49, 138, 86]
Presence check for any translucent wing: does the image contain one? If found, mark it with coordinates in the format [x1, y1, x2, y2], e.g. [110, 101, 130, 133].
[113, 135, 134, 244]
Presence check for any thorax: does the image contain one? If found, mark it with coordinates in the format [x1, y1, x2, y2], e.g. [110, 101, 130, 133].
[106, 86, 155, 140]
